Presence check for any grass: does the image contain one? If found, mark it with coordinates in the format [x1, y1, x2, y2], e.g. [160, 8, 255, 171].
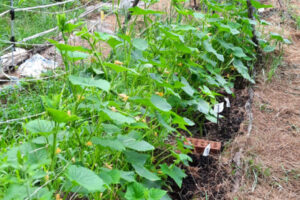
[0, 0, 85, 52]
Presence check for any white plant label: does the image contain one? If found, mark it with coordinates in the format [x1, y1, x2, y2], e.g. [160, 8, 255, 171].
[224, 97, 230, 108]
[214, 102, 224, 113]
[203, 143, 211, 156]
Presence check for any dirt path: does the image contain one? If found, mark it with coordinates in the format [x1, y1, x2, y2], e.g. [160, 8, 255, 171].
[229, 0, 300, 199]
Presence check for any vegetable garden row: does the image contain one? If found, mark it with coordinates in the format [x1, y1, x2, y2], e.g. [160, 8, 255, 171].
[0, 0, 291, 199]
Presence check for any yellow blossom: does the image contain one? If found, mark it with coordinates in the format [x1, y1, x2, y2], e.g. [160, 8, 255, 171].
[164, 69, 170, 74]
[154, 132, 158, 137]
[55, 194, 62, 200]
[67, 110, 71, 116]
[230, 66, 235, 71]
[155, 92, 164, 97]
[118, 93, 129, 102]
[86, 141, 93, 146]
[56, 148, 61, 154]
[142, 119, 146, 123]
[110, 106, 117, 112]
[227, 74, 230, 78]
[45, 174, 49, 182]
[105, 163, 113, 169]
[77, 95, 85, 101]
[114, 60, 123, 65]
[100, 11, 105, 21]
[178, 63, 183, 67]
[157, 170, 163, 174]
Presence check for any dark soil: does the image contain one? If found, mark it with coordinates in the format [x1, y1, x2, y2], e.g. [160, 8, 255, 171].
[169, 89, 249, 200]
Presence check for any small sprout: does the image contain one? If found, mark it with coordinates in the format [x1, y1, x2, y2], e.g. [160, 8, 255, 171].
[100, 11, 105, 21]
[118, 93, 129, 102]
[67, 110, 71, 116]
[56, 148, 61, 154]
[86, 141, 93, 146]
[155, 92, 164, 97]
[105, 163, 113, 169]
[114, 60, 123, 65]
[110, 106, 117, 112]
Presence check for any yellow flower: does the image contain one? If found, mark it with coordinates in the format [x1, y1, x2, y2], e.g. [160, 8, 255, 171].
[227, 74, 230, 78]
[114, 60, 123, 65]
[164, 69, 170, 74]
[155, 92, 164, 97]
[86, 141, 93, 146]
[105, 163, 113, 169]
[118, 93, 129, 102]
[55, 194, 62, 200]
[157, 170, 163, 174]
[100, 11, 105, 21]
[154, 132, 158, 137]
[77, 95, 85, 101]
[142, 119, 146, 123]
[230, 65, 235, 71]
[67, 110, 71, 116]
[56, 148, 61, 154]
[45, 174, 49, 182]
[178, 63, 183, 67]
[110, 106, 117, 112]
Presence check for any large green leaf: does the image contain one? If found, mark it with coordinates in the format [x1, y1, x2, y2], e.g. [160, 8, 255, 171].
[197, 99, 210, 114]
[118, 135, 154, 152]
[25, 119, 54, 135]
[66, 165, 105, 192]
[69, 75, 110, 92]
[251, 0, 272, 9]
[181, 77, 194, 96]
[132, 38, 149, 51]
[203, 40, 224, 62]
[233, 59, 255, 83]
[125, 182, 145, 200]
[102, 109, 135, 124]
[129, 7, 164, 15]
[124, 150, 149, 166]
[148, 188, 167, 200]
[151, 95, 172, 112]
[160, 164, 186, 187]
[132, 164, 160, 181]
[46, 108, 79, 123]
[91, 137, 126, 151]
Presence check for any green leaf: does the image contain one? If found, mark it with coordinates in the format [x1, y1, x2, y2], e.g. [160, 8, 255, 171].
[69, 75, 110, 92]
[233, 47, 247, 58]
[129, 7, 164, 15]
[91, 137, 126, 151]
[125, 182, 145, 200]
[197, 99, 210, 114]
[118, 135, 154, 152]
[263, 45, 276, 52]
[181, 77, 195, 96]
[160, 164, 187, 187]
[151, 95, 172, 112]
[25, 119, 54, 135]
[102, 109, 135, 124]
[66, 165, 105, 192]
[132, 38, 149, 51]
[203, 40, 224, 62]
[46, 108, 79, 123]
[99, 168, 120, 185]
[124, 150, 149, 166]
[233, 59, 255, 83]
[251, 0, 272, 9]
[132, 164, 160, 181]
[120, 170, 135, 182]
[104, 62, 132, 73]
[148, 188, 167, 200]
[102, 123, 121, 135]
[48, 39, 91, 53]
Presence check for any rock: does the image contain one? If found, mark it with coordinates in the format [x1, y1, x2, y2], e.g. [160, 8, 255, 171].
[0, 48, 29, 73]
[18, 54, 58, 78]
